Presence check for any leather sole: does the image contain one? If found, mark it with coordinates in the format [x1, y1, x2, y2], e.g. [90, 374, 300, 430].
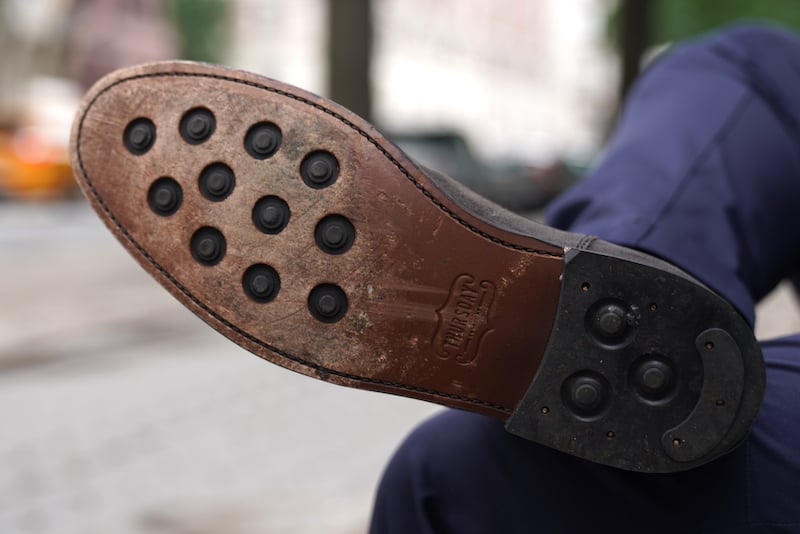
[70, 61, 764, 473]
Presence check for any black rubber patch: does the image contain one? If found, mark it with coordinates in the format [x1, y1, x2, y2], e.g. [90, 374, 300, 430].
[308, 284, 348, 323]
[190, 227, 226, 266]
[252, 196, 290, 234]
[243, 264, 280, 302]
[505, 247, 764, 472]
[244, 122, 282, 159]
[180, 107, 215, 144]
[300, 151, 339, 189]
[661, 329, 744, 463]
[147, 177, 182, 216]
[315, 214, 355, 254]
[199, 163, 235, 201]
[123, 117, 156, 155]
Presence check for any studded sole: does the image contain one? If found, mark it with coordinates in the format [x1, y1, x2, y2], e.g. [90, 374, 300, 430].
[71, 61, 764, 473]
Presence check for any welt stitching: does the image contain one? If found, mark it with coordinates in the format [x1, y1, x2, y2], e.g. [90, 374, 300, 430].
[576, 234, 597, 250]
[74, 70, 527, 414]
[101, 71, 562, 257]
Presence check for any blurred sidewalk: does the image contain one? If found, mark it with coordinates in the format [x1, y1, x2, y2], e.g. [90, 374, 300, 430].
[0, 199, 438, 534]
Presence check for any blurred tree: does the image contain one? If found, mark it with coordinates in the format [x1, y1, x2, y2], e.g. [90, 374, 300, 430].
[652, 0, 800, 44]
[611, 0, 800, 99]
[616, 0, 652, 101]
[68, 0, 178, 90]
[166, 0, 230, 63]
[328, 0, 373, 121]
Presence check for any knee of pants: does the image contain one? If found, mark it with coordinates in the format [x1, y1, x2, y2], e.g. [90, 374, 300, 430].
[704, 21, 800, 54]
[370, 410, 513, 534]
[371, 409, 758, 533]
[372, 410, 506, 503]
[547, 21, 800, 322]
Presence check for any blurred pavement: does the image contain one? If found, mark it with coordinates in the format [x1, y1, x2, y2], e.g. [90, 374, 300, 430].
[0, 199, 439, 534]
[0, 199, 797, 534]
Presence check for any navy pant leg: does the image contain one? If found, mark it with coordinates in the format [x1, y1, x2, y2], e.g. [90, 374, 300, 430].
[370, 24, 800, 533]
[548, 23, 800, 326]
[370, 338, 800, 533]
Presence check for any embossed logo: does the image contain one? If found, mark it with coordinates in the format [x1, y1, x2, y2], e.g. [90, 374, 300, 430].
[433, 274, 496, 365]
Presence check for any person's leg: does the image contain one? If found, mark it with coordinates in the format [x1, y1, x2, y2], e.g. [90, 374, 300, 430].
[371, 23, 800, 533]
[549, 22, 800, 326]
[371, 339, 800, 533]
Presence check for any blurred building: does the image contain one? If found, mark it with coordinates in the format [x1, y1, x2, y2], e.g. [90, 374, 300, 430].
[0, 0, 615, 199]
[0, 0, 178, 199]
[229, 0, 618, 164]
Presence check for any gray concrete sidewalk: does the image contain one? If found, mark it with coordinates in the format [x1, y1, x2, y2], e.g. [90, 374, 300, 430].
[0, 200, 439, 534]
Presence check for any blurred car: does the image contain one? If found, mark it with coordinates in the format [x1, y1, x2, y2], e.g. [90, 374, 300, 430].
[0, 76, 80, 200]
[391, 130, 486, 191]
[390, 129, 578, 213]
[0, 126, 75, 200]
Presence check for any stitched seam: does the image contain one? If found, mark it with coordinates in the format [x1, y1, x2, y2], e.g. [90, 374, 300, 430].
[73, 69, 545, 414]
[575, 234, 597, 250]
[634, 93, 752, 246]
[107, 70, 561, 257]
[710, 39, 800, 156]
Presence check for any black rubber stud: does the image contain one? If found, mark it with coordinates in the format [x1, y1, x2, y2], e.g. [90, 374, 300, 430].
[585, 299, 634, 347]
[243, 264, 281, 303]
[147, 177, 182, 216]
[190, 227, 226, 266]
[300, 151, 339, 189]
[308, 284, 348, 323]
[315, 215, 355, 254]
[123, 118, 156, 155]
[592, 302, 628, 337]
[562, 372, 610, 418]
[252, 196, 290, 234]
[571, 378, 603, 410]
[180, 107, 215, 145]
[632, 357, 676, 401]
[244, 122, 282, 159]
[199, 163, 235, 201]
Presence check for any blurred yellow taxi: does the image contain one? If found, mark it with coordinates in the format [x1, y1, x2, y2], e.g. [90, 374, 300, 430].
[0, 126, 75, 200]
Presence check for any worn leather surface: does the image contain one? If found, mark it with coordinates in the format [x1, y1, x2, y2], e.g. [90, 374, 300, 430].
[71, 61, 566, 418]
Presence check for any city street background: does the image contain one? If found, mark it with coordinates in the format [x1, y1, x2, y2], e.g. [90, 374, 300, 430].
[2, 0, 800, 532]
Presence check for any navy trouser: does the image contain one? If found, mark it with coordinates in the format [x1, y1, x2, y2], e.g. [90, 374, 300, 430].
[370, 24, 800, 533]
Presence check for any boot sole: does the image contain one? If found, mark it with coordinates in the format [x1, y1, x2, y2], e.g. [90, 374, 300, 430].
[70, 61, 764, 473]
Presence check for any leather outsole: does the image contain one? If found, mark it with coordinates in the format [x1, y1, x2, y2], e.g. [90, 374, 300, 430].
[70, 61, 565, 419]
